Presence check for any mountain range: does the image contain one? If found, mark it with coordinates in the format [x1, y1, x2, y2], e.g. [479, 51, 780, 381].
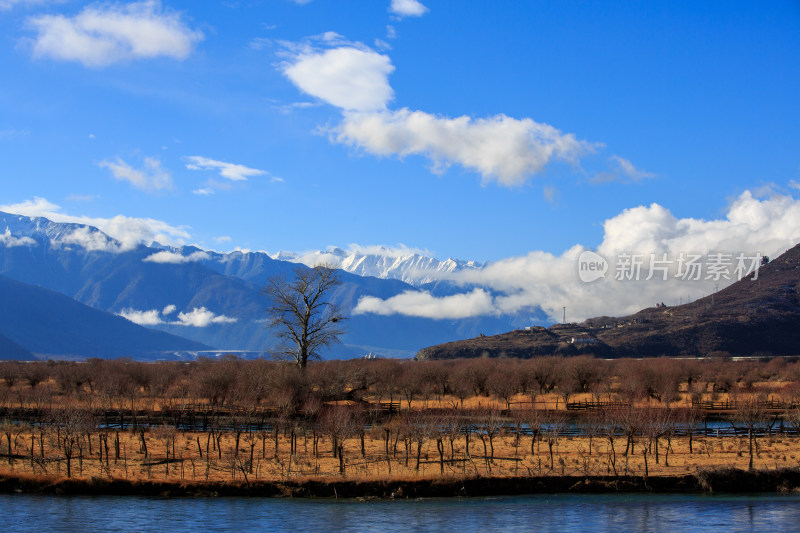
[416, 242, 800, 360]
[272, 247, 484, 285]
[0, 211, 536, 360]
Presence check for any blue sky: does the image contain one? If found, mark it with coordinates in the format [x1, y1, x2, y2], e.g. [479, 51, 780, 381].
[1, 0, 800, 265]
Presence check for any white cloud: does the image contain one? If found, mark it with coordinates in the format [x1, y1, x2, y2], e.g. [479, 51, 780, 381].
[0, 228, 36, 247]
[192, 187, 215, 196]
[334, 109, 593, 186]
[280, 37, 595, 186]
[790, 180, 800, 191]
[58, 226, 122, 252]
[355, 289, 494, 319]
[184, 156, 267, 181]
[0, 197, 191, 250]
[99, 156, 173, 192]
[611, 155, 654, 181]
[591, 155, 654, 184]
[386, 25, 396, 39]
[119, 305, 236, 327]
[389, 0, 428, 17]
[281, 43, 394, 112]
[143, 250, 209, 264]
[214, 236, 232, 243]
[354, 190, 800, 322]
[175, 307, 237, 327]
[119, 307, 163, 326]
[3, 197, 70, 215]
[27, 0, 203, 67]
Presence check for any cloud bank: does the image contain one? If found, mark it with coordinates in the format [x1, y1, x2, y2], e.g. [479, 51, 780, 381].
[0, 228, 36, 247]
[119, 305, 237, 327]
[355, 288, 494, 319]
[56, 225, 123, 252]
[118, 308, 162, 326]
[354, 190, 800, 321]
[28, 0, 204, 67]
[176, 307, 237, 327]
[334, 109, 592, 186]
[143, 250, 210, 264]
[0, 197, 190, 250]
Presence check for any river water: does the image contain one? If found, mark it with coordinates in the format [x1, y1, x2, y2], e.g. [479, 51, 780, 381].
[3, 493, 800, 532]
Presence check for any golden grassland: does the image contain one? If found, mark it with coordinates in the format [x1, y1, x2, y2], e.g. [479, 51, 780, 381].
[2, 388, 799, 487]
[2, 425, 799, 485]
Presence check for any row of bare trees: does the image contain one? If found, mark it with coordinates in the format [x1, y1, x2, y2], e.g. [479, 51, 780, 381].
[1, 356, 800, 415]
[3, 399, 792, 479]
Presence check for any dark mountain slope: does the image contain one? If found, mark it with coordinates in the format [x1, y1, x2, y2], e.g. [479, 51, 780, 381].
[418, 243, 800, 360]
[0, 275, 210, 359]
[0, 333, 35, 361]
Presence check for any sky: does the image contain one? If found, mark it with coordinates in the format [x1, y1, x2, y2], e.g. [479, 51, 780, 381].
[2, 0, 800, 321]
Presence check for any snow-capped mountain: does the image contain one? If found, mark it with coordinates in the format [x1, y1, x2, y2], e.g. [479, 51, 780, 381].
[0, 211, 536, 359]
[1, 211, 116, 250]
[271, 246, 485, 286]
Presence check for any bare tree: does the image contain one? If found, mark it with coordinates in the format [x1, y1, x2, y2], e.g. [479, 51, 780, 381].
[487, 362, 521, 411]
[733, 394, 766, 470]
[264, 265, 347, 369]
[50, 407, 90, 478]
[319, 405, 360, 475]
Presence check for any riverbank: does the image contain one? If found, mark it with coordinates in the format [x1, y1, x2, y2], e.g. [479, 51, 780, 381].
[3, 468, 800, 498]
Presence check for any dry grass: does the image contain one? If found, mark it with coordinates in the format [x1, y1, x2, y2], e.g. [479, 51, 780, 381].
[2, 425, 797, 485]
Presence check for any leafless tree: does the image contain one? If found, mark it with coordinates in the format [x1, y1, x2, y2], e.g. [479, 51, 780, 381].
[733, 393, 767, 470]
[0, 363, 20, 390]
[614, 405, 646, 475]
[523, 357, 559, 407]
[264, 264, 347, 369]
[319, 405, 360, 475]
[50, 407, 90, 478]
[476, 408, 503, 472]
[487, 363, 521, 410]
[543, 408, 568, 471]
[398, 368, 422, 410]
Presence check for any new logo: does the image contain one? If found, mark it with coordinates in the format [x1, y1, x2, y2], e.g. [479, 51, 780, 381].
[578, 250, 608, 283]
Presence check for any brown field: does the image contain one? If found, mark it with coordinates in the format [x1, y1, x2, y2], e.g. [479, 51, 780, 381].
[2, 390, 798, 486]
[2, 357, 800, 489]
